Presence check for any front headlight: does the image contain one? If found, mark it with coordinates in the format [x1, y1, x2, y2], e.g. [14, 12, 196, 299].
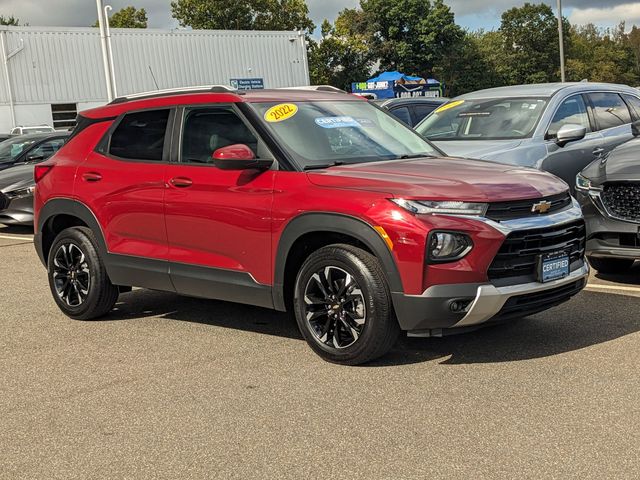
[427, 231, 473, 263]
[575, 173, 591, 191]
[5, 185, 35, 199]
[390, 199, 488, 216]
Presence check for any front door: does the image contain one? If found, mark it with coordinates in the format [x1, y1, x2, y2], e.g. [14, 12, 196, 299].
[164, 105, 276, 307]
[542, 94, 603, 189]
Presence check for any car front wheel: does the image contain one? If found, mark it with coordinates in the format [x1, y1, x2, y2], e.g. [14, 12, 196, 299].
[293, 244, 400, 365]
[47, 227, 119, 320]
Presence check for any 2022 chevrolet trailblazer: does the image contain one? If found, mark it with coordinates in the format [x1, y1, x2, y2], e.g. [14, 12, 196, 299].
[33, 86, 588, 364]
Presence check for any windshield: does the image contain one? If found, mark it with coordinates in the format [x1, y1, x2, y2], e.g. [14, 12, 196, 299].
[416, 97, 548, 140]
[251, 101, 439, 169]
[0, 137, 37, 163]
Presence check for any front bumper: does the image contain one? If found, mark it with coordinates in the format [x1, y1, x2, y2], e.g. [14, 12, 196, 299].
[576, 190, 640, 261]
[391, 200, 588, 333]
[0, 193, 34, 225]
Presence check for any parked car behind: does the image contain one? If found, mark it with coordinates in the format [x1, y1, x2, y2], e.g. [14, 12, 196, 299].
[0, 163, 37, 225]
[10, 125, 55, 136]
[576, 131, 640, 274]
[0, 132, 69, 172]
[376, 97, 447, 127]
[416, 83, 640, 189]
[33, 86, 588, 365]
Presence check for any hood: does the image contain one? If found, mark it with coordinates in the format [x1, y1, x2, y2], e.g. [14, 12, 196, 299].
[582, 138, 640, 183]
[431, 139, 523, 159]
[306, 157, 568, 202]
[0, 164, 35, 193]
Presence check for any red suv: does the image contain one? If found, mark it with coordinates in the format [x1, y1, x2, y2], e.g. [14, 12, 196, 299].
[34, 86, 588, 365]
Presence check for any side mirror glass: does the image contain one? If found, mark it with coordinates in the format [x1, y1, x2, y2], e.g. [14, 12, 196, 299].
[212, 144, 273, 170]
[556, 124, 587, 147]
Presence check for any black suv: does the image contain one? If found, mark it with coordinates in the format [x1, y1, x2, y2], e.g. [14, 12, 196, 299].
[577, 135, 640, 273]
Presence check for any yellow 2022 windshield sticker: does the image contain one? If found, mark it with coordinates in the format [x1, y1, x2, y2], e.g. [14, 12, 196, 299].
[264, 103, 298, 123]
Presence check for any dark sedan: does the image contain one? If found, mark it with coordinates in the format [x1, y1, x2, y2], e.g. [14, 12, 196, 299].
[375, 97, 447, 127]
[576, 131, 640, 274]
[0, 132, 69, 172]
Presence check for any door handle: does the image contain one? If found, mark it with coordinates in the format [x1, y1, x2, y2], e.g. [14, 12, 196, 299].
[82, 172, 102, 182]
[592, 148, 605, 156]
[170, 177, 193, 188]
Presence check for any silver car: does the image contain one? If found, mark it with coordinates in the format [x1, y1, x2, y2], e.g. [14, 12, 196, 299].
[415, 83, 640, 189]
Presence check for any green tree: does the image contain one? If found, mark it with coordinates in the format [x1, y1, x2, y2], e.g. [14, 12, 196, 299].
[170, 0, 314, 34]
[360, 0, 464, 78]
[499, 2, 570, 84]
[309, 11, 373, 90]
[0, 15, 20, 26]
[94, 6, 148, 28]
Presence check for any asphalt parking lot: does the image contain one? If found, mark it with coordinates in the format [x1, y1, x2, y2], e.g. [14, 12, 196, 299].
[1, 224, 639, 479]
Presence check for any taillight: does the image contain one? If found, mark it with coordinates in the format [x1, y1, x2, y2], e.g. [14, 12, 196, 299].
[34, 164, 53, 183]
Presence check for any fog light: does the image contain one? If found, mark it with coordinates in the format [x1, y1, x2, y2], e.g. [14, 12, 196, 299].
[428, 231, 473, 263]
[449, 299, 472, 313]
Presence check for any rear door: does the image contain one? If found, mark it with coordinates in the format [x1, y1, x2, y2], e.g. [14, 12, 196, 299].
[586, 92, 634, 155]
[74, 108, 173, 289]
[163, 105, 276, 306]
[542, 94, 603, 188]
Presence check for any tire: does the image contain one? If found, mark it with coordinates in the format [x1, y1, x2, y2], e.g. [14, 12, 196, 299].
[588, 257, 635, 274]
[47, 227, 119, 320]
[293, 244, 400, 365]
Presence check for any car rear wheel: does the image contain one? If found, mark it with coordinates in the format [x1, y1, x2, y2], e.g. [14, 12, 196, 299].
[588, 257, 635, 274]
[47, 227, 119, 320]
[293, 244, 400, 365]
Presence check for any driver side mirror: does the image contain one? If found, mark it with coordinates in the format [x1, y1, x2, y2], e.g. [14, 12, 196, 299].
[556, 124, 587, 147]
[632, 120, 640, 137]
[212, 144, 273, 171]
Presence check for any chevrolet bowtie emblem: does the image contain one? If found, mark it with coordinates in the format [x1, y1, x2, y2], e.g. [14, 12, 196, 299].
[532, 200, 552, 214]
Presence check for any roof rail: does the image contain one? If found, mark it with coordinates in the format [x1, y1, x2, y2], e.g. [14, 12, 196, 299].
[109, 85, 242, 105]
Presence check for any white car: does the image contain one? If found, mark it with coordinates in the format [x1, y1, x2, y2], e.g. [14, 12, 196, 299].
[10, 125, 55, 136]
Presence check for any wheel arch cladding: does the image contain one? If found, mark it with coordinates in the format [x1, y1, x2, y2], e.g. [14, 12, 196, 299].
[37, 199, 107, 266]
[273, 213, 404, 312]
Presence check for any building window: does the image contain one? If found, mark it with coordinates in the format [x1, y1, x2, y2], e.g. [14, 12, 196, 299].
[51, 103, 78, 130]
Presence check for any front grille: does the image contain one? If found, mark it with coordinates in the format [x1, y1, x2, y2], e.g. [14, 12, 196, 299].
[601, 183, 640, 222]
[0, 193, 8, 210]
[488, 220, 586, 280]
[494, 279, 585, 321]
[486, 192, 572, 222]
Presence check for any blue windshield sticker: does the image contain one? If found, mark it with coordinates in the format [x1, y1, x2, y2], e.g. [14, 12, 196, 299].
[315, 116, 361, 129]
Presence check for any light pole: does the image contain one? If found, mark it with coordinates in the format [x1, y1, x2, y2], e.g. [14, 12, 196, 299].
[557, 0, 566, 82]
[96, 0, 116, 101]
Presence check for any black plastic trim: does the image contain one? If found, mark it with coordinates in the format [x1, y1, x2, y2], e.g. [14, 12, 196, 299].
[273, 213, 404, 311]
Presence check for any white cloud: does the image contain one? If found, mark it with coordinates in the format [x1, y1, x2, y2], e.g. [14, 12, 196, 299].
[569, 3, 640, 28]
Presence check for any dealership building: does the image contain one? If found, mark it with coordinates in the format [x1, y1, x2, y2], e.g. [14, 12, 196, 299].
[0, 26, 310, 133]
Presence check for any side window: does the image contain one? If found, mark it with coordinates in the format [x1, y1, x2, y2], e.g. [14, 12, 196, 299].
[27, 138, 66, 160]
[10, 128, 18, 135]
[181, 107, 261, 164]
[547, 95, 591, 138]
[413, 104, 438, 124]
[388, 106, 412, 126]
[622, 94, 640, 121]
[587, 92, 631, 131]
[109, 109, 170, 161]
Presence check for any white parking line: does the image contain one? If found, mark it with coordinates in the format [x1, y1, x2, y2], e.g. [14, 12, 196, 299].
[0, 235, 34, 241]
[586, 284, 640, 293]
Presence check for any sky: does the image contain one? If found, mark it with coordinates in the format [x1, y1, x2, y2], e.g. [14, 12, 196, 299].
[0, 0, 637, 33]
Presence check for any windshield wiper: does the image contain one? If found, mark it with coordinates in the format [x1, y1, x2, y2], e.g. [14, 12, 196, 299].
[397, 153, 434, 160]
[304, 161, 346, 171]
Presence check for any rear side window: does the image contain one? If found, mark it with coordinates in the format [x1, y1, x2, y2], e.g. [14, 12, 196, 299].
[622, 94, 640, 120]
[388, 106, 411, 126]
[109, 109, 170, 161]
[587, 93, 631, 131]
[413, 104, 438, 124]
